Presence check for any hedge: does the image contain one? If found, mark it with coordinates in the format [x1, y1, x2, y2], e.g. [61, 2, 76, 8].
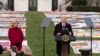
[72, 0, 87, 6]
[66, 6, 100, 12]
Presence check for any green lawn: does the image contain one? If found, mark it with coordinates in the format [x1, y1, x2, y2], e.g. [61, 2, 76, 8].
[25, 12, 56, 56]
[1, 12, 100, 56]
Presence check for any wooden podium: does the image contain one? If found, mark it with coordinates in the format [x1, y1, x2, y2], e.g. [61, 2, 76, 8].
[55, 35, 76, 56]
[61, 41, 69, 56]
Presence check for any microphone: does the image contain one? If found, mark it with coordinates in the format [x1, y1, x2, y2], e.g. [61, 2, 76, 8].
[62, 28, 69, 35]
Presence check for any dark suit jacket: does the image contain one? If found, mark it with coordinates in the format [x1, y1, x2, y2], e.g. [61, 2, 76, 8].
[53, 22, 73, 36]
[54, 22, 73, 55]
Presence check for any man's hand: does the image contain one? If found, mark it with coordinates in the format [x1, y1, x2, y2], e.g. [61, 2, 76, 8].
[57, 32, 61, 36]
[69, 32, 72, 36]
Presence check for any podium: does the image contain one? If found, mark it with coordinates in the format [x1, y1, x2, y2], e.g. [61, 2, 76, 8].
[55, 35, 76, 56]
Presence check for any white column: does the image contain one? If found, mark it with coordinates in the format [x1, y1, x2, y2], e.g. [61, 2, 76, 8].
[14, 0, 29, 11]
[37, 0, 52, 11]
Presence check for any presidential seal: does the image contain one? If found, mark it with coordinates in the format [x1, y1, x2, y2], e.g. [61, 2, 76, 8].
[62, 35, 69, 42]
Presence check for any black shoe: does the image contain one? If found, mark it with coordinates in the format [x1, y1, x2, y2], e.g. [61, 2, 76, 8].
[58, 55, 61, 56]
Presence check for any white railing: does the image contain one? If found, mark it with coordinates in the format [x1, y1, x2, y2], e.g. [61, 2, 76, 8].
[58, 0, 72, 11]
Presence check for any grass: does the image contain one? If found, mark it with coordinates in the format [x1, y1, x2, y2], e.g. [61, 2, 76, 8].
[1, 11, 100, 56]
[25, 12, 56, 56]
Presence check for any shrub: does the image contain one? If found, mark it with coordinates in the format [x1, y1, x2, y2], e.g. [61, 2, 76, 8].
[72, 0, 87, 6]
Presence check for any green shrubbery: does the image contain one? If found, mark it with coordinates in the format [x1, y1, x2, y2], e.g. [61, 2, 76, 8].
[66, 6, 100, 12]
[66, 0, 100, 12]
[72, 0, 87, 6]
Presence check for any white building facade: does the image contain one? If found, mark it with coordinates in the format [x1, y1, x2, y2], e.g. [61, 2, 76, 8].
[7, 0, 58, 11]
[0, 0, 71, 11]
[0, 0, 100, 11]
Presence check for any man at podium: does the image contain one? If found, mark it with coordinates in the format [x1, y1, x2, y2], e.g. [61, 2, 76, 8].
[53, 15, 73, 56]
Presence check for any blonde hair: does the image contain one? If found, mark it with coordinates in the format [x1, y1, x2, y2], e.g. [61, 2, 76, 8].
[10, 20, 18, 28]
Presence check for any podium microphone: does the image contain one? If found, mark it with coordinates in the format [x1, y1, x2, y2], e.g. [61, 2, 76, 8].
[62, 28, 69, 35]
